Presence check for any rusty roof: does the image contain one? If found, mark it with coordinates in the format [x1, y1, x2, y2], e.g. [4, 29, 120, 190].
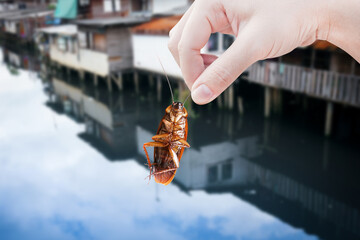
[311, 40, 338, 51]
[132, 15, 182, 35]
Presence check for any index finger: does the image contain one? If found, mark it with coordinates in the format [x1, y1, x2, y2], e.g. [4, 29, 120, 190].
[178, 4, 212, 89]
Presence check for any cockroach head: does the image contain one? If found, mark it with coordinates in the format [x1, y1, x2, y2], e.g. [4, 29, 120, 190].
[172, 102, 184, 111]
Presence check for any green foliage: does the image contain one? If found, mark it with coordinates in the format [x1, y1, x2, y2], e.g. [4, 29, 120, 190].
[48, 3, 56, 10]
[6, 64, 19, 76]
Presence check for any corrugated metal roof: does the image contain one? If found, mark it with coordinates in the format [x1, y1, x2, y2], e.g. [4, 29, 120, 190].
[4, 9, 53, 21]
[37, 24, 77, 36]
[76, 16, 150, 27]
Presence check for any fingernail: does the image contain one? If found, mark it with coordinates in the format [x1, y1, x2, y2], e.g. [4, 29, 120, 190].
[192, 84, 213, 104]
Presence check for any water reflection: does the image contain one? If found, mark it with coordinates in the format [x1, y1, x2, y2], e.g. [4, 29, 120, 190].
[1, 48, 360, 240]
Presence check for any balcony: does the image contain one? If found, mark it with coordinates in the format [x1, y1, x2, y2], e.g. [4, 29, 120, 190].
[50, 45, 81, 70]
[247, 61, 360, 107]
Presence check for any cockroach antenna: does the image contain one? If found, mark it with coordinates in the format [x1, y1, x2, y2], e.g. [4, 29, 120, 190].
[183, 93, 191, 105]
[157, 56, 174, 103]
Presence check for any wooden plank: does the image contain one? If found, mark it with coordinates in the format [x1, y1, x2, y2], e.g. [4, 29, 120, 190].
[322, 71, 329, 97]
[357, 77, 360, 105]
[345, 75, 352, 103]
[338, 74, 345, 101]
[350, 77, 358, 105]
[317, 71, 323, 96]
[310, 70, 317, 94]
[332, 73, 339, 100]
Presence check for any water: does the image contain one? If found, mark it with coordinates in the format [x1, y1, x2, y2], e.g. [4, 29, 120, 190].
[0, 49, 359, 240]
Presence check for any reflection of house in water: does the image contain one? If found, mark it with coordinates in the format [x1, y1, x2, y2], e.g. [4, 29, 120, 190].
[46, 75, 158, 159]
[2, 45, 39, 71]
[136, 121, 360, 240]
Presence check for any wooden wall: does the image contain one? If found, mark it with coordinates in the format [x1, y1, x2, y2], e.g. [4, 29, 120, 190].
[106, 27, 133, 71]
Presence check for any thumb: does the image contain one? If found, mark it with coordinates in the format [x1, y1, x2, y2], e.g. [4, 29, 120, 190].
[191, 28, 259, 105]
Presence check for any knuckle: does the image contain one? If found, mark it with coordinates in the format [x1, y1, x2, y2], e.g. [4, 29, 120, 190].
[167, 38, 177, 53]
[177, 40, 187, 56]
[211, 64, 232, 88]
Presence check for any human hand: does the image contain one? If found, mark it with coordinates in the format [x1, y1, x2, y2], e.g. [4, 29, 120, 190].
[168, 0, 333, 105]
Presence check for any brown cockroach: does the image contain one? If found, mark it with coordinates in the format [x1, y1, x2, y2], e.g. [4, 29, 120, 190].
[143, 61, 190, 185]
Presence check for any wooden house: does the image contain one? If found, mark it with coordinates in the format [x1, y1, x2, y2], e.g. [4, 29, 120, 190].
[37, 24, 80, 69]
[3, 9, 53, 42]
[0, 0, 53, 11]
[75, 17, 148, 79]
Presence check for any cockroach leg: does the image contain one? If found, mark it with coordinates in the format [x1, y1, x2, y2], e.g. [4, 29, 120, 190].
[170, 138, 190, 148]
[176, 139, 190, 148]
[152, 168, 177, 175]
[152, 133, 171, 142]
[165, 105, 172, 113]
[169, 148, 180, 168]
[162, 119, 173, 131]
[183, 108, 188, 118]
[143, 141, 168, 176]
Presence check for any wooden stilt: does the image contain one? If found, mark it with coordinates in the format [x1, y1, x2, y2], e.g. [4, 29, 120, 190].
[229, 85, 234, 110]
[157, 75, 162, 102]
[264, 87, 271, 118]
[149, 74, 154, 89]
[93, 74, 98, 87]
[134, 71, 139, 94]
[237, 97, 244, 115]
[107, 75, 112, 92]
[325, 102, 334, 137]
[116, 73, 123, 91]
[217, 94, 223, 108]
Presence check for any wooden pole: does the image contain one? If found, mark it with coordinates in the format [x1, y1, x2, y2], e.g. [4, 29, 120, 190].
[217, 94, 223, 108]
[149, 74, 154, 89]
[134, 71, 139, 94]
[117, 73, 123, 91]
[107, 75, 112, 92]
[93, 74, 98, 87]
[229, 85, 234, 110]
[264, 87, 271, 118]
[157, 75, 162, 102]
[237, 96, 244, 115]
[324, 102, 334, 137]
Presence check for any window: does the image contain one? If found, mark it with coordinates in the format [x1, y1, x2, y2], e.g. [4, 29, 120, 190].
[208, 166, 218, 183]
[104, 0, 121, 13]
[103, 0, 112, 13]
[78, 32, 87, 48]
[68, 37, 77, 53]
[208, 33, 219, 52]
[221, 162, 233, 180]
[115, 0, 121, 12]
[72, 38, 77, 53]
[57, 37, 66, 51]
[223, 34, 235, 50]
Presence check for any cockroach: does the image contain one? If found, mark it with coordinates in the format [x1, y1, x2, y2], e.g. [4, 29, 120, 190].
[143, 61, 190, 185]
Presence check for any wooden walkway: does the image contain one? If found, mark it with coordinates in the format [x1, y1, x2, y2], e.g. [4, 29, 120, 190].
[247, 61, 360, 107]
